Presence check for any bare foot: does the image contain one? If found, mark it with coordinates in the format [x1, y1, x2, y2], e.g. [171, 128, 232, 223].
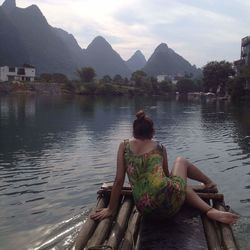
[206, 208, 239, 224]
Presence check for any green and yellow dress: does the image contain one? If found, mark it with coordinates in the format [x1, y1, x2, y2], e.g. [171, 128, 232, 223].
[124, 139, 186, 217]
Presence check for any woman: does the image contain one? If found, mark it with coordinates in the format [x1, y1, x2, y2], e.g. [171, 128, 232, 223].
[91, 110, 239, 224]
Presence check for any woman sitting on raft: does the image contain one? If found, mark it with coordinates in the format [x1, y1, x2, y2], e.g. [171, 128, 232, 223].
[91, 110, 239, 224]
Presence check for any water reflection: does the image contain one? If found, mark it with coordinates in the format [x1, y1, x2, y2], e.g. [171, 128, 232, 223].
[0, 95, 249, 249]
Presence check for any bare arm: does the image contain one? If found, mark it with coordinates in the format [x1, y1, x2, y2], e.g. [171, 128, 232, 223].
[91, 142, 126, 220]
[162, 146, 169, 177]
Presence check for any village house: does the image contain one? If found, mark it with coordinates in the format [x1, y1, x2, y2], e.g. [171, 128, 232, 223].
[157, 74, 171, 83]
[157, 74, 180, 84]
[234, 36, 250, 90]
[241, 36, 250, 65]
[0, 65, 36, 82]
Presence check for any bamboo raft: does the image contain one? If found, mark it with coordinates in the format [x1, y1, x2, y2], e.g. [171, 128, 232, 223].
[74, 182, 238, 250]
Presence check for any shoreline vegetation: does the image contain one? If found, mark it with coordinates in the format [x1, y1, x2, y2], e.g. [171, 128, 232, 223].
[1, 61, 250, 101]
[0, 81, 172, 97]
[1, 81, 249, 103]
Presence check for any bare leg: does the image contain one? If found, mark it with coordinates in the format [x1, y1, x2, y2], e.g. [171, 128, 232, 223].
[171, 157, 239, 224]
[171, 157, 216, 188]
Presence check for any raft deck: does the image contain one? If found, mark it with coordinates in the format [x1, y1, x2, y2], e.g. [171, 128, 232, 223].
[74, 183, 238, 250]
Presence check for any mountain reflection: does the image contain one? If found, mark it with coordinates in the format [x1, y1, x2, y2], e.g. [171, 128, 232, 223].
[0, 95, 80, 157]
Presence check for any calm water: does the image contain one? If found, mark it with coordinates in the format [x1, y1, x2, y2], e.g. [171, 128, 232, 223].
[0, 95, 250, 250]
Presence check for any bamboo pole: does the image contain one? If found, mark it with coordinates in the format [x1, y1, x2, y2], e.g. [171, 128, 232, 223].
[201, 199, 222, 250]
[86, 201, 120, 249]
[120, 207, 141, 250]
[213, 201, 239, 250]
[98, 188, 224, 201]
[106, 197, 133, 249]
[100, 182, 218, 193]
[76, 183, 225, 249]
[198, 193, 224, 201]
[213, 218, 223, 246]
[201, 213, 222, 250]
[75, 197, 106, 250]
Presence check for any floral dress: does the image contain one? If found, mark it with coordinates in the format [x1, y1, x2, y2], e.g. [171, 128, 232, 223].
[124, 139, 186, 217]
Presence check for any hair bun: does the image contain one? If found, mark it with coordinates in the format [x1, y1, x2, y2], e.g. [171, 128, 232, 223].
[136, 110, 145, 120]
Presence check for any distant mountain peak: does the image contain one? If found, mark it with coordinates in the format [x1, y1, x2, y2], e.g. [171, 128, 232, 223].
[2, 0, 16, 10]
[93, 36, 107, 42]
[26, 4, 43, 14]
[126, 50, 147, 72]
[85, 36, 131, 77]
[29, 4, 41, 10]
[134, 50, 144, 56]
[155, 43, 169, 53]
[143, 43, 200, 77]
[87, 36, 112, 51]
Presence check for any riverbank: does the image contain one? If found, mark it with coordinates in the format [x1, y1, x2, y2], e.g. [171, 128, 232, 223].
[0, 81, 65, 95]
[1, 81, 249, 102]
[0, 81, 171, 97]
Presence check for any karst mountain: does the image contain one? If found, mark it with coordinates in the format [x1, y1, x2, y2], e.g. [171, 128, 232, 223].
[0, 0, 201, 78]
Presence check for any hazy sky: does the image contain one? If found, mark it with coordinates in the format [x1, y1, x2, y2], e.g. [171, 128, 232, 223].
[2, 0, 250, 67]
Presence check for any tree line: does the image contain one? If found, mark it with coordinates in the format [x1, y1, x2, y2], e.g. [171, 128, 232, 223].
[38, 62, 250, 100]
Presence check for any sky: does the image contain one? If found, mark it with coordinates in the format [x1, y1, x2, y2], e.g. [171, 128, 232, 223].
[1, 0, 250, 67]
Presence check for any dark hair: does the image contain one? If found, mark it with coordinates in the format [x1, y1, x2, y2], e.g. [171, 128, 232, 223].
[133, 110, 154, 140]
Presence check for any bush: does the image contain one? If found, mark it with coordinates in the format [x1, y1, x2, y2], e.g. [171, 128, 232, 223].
[95, 83, 123, 95]
[228, 77, 246, 101]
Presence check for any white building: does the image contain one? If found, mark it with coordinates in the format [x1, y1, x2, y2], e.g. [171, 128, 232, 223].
[157, 74, 171, 83]
[0, 65, 36, 82]
[157, 74, 178, 84]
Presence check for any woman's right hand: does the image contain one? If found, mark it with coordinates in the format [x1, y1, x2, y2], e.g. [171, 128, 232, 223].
[202, 180, 217, 191]
[90, 207, 113, 220]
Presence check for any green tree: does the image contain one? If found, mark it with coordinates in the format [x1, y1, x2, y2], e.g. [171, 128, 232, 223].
[203, 61, 235, 93]
[52, 73, 68, 83]
[227, 64, 250, 100]
[102, 75, 112, 83]
[159, 80, 174, 93]
[131, 70, 147, 80]
[40, 73, 52, 82]
[131, 70, 147, 87]
[124, 77, 129, 85]
[238, 65, 250, 84]
[176, 78, 196, 93]
[113, 74, 123, 84]
[228, 77, 245, 101]
[77, 67, 96, 82]
[193, 78, 203, 92]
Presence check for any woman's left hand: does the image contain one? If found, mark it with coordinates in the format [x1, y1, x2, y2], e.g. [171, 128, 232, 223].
[90, 207, 113, 220]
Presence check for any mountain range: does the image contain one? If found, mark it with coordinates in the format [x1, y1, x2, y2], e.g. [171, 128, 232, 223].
[0, 0, 201, 79]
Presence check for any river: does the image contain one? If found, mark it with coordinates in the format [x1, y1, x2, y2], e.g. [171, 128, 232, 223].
[0, 94, 249, 249]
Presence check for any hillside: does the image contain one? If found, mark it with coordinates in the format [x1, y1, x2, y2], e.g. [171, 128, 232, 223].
[143, 43, 201, 77]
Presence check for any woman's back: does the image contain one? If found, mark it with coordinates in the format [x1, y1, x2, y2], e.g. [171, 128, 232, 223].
[127, 139, 158, 156]
[124, 139, 186, 217]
